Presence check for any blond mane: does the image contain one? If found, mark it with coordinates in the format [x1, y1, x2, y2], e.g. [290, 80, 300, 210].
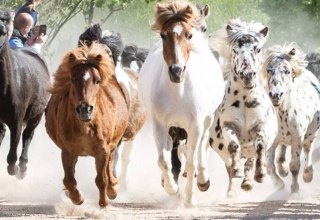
[51, 42, 115, 95]
[262, 42, 308, 78]
[151, 1, 200, 31]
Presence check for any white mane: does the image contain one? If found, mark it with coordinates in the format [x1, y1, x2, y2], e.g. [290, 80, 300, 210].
[209, 19, 268, 79]
[263, 42, 308, 78]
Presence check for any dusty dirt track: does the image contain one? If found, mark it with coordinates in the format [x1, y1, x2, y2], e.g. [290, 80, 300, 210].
[1, 120, 320, 219]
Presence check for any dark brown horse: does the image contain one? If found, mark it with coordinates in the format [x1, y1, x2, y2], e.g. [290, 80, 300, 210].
[0, 9, 51, 179]
[45, 42, 129, 207]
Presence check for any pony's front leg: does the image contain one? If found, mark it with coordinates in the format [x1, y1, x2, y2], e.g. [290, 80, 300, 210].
[61, 150, 83, 205]
[225, 164, 237, 197]
[221, 126, 242, 178]
[197, 129, 210, 192]
[241, 158, 255, 191]
[303, 138, 314, 183]
[290, 144, 302, 194]
[153, 121, 177, 195]
[277, 144, 289, 177]
[95, 151, 110, 207]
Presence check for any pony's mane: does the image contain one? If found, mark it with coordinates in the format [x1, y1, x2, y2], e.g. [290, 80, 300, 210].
[151, 1, 200, 31]
[210, 19, 268, 79]
[51, 42, 114, 95]
[263, 42, 308, 77]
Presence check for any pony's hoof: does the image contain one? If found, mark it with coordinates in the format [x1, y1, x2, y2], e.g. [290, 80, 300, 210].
[107, 187, 118, 200]
[277, 164, 289, 177]
[16, 169, 27, 180]
[99, 200, 108, 208]
[165, 184, 178, 195]
[303, 167, 313, 183]
[7, 165, 18, 176]
[197, 180, 210, 192]
[107, 193, 117, 200]
[291, 183, 300, 194]
[241, 179, 253, 191]
[254, 172, 266, 183]
[65, 190, 84, 205]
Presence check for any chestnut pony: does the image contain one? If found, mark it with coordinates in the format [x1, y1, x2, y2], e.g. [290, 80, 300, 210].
[45, 43, 129, 207]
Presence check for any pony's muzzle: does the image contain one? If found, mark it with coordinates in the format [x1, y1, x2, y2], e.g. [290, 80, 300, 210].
[269, 92, 283, 106]
[168, 64, 185, 83]
[76, 103, 93, 121]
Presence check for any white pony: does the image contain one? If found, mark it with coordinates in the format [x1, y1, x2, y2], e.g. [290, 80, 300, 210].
[209, 19, 278, 196]
[138, 1, 224, 206]
[262, 42, 320, 193]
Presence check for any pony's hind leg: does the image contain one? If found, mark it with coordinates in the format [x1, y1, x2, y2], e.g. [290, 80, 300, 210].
[95, 151, 110, 207]
[277, 144, 289, 177]
[17, 113, 43, 179]
[106, 148, 119, 200]
[0, 122, 6, 146]
[61, 150, 83, 205]
[7, 121, 23, 176]
[119, 140, 134, 191]
[267, 142, 284, 189]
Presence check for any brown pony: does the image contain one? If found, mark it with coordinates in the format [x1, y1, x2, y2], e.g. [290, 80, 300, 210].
[45, 42, 129, 207]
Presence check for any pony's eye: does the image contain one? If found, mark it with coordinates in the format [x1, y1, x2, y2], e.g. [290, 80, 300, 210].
[186, 33, 193, 40]
[285, 70, 290, 74]
[93, 79, 100, 84]
[256, 48, 261, 53]
[201, 26, 207, 33]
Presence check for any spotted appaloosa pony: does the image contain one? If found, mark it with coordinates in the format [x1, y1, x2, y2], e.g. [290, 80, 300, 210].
[0, 9, 51, 179]
[138, 1, 224, 206]
[209, 19, 278, 196]
[262, 43, 320, 193]
[45, 43, 129, 208]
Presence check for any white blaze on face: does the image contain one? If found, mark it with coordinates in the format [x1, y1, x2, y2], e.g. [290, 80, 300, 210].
[83, 71, 90, 81]
[172, 24, 185, 65]
[173, 24, 183, 36]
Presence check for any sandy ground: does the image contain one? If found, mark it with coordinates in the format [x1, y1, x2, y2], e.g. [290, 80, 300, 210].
[1, 119, 320, 219]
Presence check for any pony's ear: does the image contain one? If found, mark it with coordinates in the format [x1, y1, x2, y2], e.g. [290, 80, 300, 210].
[95, 54, 103, 62]
[259, 26, 269, 37]
[200, 4, 210, 18]
[185, 5, 193, 16]
[226, 24, 234, 36]
[288, 48, 296, 56]
[68, 53, 76, 63]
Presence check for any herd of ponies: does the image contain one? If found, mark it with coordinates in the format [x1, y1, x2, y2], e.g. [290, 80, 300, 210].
[0, 0, 320, 208]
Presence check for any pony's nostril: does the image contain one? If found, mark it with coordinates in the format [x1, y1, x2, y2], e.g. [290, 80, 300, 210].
[87, 105, 93, 113]
[76, 105, 81, 114]
[269, 92, 272, 98]
[169, 65, 183, 76]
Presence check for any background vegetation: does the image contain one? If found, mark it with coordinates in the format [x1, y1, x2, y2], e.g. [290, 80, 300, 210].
[1, 0, 319, 69]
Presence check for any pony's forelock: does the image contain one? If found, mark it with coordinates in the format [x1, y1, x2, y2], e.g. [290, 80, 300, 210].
[51, 42, 115, 95]
[263, 42, 308, 78]
[209, 19, 268, 80]
[151, 1, 200, 31]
